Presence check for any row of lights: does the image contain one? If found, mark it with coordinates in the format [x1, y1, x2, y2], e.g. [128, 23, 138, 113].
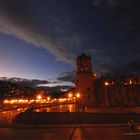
[68, 93, 80, 99]
[3, 99, 51, 104]
[57, 93, 81, 103]
[3, 95, 51, 104]
[36, 95, 51, 101]
[3, 93, 81, 105]
[104, 79, 133, 86]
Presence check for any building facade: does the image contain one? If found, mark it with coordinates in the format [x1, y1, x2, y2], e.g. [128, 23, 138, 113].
[75, 53, 96, 106]
[75, 53, 140, 107]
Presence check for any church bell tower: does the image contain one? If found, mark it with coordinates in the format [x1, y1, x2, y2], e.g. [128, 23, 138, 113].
[76, 53, 95, 106]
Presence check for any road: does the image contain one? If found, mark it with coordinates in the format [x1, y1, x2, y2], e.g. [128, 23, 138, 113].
[0, 104, 76, 127]
[0, 107, 28, 126]
[0, 104, 75, 126]
[0, 104, 140, 140]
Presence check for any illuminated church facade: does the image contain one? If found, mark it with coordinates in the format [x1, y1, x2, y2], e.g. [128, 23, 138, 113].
[75, 53, 140, 107]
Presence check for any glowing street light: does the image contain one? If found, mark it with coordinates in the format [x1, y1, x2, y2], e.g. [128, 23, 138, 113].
[47, 96, 51, 101]
[3, 100, 9, 104]
[104, 82, 109, 86]
[36, 95, 42, 100]
[76, 93, 80, 98]
[59, 98, 62, 102]
[76, 93, 80, 112]
[129, 79, 132, 85]
[68, 93, 73, 98]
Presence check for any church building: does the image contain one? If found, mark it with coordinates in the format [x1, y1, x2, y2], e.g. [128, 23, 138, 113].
[75, 53, 140, 107]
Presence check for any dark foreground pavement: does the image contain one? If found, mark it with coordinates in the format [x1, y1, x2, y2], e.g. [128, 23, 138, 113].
[14, 111, 140, 125]
[1, 104, 140, 140]
[0, 124, 140, 140]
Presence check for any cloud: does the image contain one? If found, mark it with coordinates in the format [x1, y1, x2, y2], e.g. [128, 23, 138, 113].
[0, 0, 78, 64]
[0, 76, 49, 87]
[0, 0, 140, 75]
[57, 71, 76, 82]
[39, 71, 76, 87]
[90, 0, 140, 73]
[98, 54, 140, 74]
[91, 0, 132, 7]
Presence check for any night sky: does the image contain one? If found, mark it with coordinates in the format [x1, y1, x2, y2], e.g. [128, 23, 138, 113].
[0, 0, 140, 86]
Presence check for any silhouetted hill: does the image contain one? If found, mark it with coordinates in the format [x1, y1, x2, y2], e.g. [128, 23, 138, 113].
[0, 77, 74, 99]
[0, 81, 35, 99]
[35, 85, 73, 97]
[0, 77, 49, 88]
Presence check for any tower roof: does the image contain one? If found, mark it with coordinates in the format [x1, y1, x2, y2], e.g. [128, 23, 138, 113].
[78, 53, 91, 59]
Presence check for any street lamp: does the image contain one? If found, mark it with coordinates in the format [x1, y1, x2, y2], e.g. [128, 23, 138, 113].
[76, 93, 80, 98]
[68, 93, 73, 98]
[76, 93, 80, 112]
[47, 96, 51, 102]
[129, 79, 132, 85]
[104, 82, 109, 86]
[36, 95, 42, 100]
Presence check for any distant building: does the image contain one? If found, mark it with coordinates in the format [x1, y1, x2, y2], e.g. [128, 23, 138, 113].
[75, 53, 140, 107]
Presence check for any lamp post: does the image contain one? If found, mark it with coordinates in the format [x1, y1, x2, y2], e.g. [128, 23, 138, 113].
[104, 82, 109, 107]
[76, 93, 80, 112]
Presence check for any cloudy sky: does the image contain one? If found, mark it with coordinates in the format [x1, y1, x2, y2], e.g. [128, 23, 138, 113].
[0, 0, 140, 85]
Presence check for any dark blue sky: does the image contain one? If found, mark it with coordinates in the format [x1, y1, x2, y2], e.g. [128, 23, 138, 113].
[0, 0, 140, 86]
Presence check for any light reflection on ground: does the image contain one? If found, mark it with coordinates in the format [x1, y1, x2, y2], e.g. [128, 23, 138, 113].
[33, 104, 77, 112]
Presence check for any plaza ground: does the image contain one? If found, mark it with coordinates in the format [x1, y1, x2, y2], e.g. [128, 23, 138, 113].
[1, 104, 140, 140]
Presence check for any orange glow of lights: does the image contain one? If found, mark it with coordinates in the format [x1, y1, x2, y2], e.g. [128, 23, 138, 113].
[3, 100, 9, 104]
[94, 73, 97, 77]
[47, 96, 51, 101]
[129, 79, 132, 85]
[68, 93, 73, 98]
[76, 93, 80, 98]
[104, 82, 109, 86]
[30, 99, 35, 103]
[36, 95, 42, 100]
